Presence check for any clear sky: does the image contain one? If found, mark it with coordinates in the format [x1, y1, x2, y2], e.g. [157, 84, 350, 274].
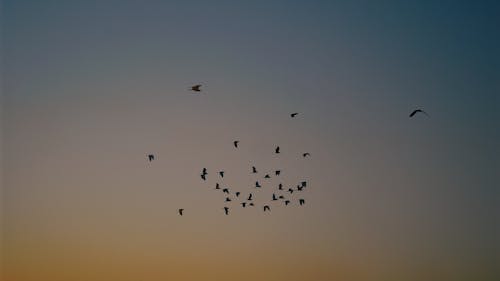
[1, 1, 499, 280]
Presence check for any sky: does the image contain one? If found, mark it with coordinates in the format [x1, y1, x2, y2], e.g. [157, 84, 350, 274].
[1, 1, 499, 280]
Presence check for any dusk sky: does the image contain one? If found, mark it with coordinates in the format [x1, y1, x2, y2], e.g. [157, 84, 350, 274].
[1, 1, 499, 280]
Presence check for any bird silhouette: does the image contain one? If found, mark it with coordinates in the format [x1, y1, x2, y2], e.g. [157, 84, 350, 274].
[264, 174, 271, 179]
[275, 146, 280, 154]
[249, 202, 255, 206]
[247, 193, 253, 201]
[222, 188, 229, 194]
[190, 84, 202, 92]
[223, 207, 229, 215]
[201, 174, 206, 181]
[288, 188, 294, 194]
[409, 109, 429, 117]
[219, 171, 225, 178]
[299, 199, 305, 205]
[225, 197, 232, 202]
[284, 200, 290, 206]
[241, 202, 247, 208]
[297, 186, 304, 191]
[148, 154, 155, 161]
[234, 140, 239, 148]
[202, 168, 207, 174]
[290, 112, 299, 118]
[301, 181, 307, 187]
[263, 205, 271, 212]
[303, 153, 310, 157]
[272, 194, 278, 201]
[215, 183, 220, 189]
[275, 170, 281, 176]
[235, 192, 240, 197]
[278, 183, 283, 190]
[252, 166, 258, 173]
[255, 181, 261, 188]
[279, 195, 285, 199]
[178, 209, 184, 215]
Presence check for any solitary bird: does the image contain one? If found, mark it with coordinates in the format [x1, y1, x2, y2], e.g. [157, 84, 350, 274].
[235, 192, 240, 197]
[255, 181, 261, 188]
[301, 181, 307, 187]
[252, 166, 258, 173]
[272, 194, 278, 201]
[202, 168, 207, 174]
[275, 146, 280, 154]
[409, 109, 429, 117]
[219, 171, 225, 178]
[247, 193, 253, 201]
[215, 183, 220, 189]
[201, 173, 206, 181]
[178, 209, 184, 216]
[279, 195, 285, 199]
[303, 153, 310, 157]
[284, 200, 290, 206]
[263, 205, 271, 212]
[288, 188, 294, 194]
[234, 140, 239, 148]
[222, 188, 229, 194]
[190, 84, 202, 92]
[249, 202, 255, 207]
[297, 186, 304, 191]
[299, 199, 305, 206]
[290, 112, 299, 118]
[264, 174, 271, 179]
[275, 170, 281, 176]
[148, 154, 155, 162]
[278, 183, 283, 190]
[225, 197, 231, 202]
[223, 207, 229, 215]
[241, 202, 247, 208]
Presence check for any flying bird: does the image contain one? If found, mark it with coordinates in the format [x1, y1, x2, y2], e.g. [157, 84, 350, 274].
[249, 202, 255, 207]
[290, 112, 299, 118]
[202, 168, 207, 174]
[215, 183, 220, 189]
[255, 181, 261, 188]
[301, 181, 307, 187]
[263, 205, 271, 212]
[241, 202, 247, 208]
[288, 188, 294, 194]
[409, 109, 429, 117]
[284, 200, 290, 206]
[272, 194, 278, 201]
[235, 192, 240, 197]
[297, 186, 304, 191]
[222, 188, 229, 194]
[233, 140, 239, 148]
[252, 166, 258, 173]
[275, 170, 281, 176]
[278, 183, 283, 190]
[247, 193, 253, 201]
[219, 171, 225, 178]
[303, 153, 310, 157]
[275, 146, 280, 154]
[147, 154, 155, 162]
[223, 207, 229, 215]
[178, 209, 184, 216]
[299, 199, 305, 206]
[225, 197, 232, 202]
[201, 174, 206, 181]
[279, 195, 285, 199]
[264, 174, 271, 179]
[190, 84, 202, 92]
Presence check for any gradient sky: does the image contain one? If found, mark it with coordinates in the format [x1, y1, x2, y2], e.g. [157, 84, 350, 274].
[1, 1, 499, 280]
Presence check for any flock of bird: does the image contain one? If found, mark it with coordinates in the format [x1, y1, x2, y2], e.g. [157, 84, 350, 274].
[146, 84, 429, 216]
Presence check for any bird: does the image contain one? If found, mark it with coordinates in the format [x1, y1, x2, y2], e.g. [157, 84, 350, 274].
[215, 183, 220, 189]
[290, 112, 299, 118]
[233, 140, 239, 148]
[279, 195, 285, 199]
[299, 199, 305, 206]
[272, 194, 278, 201]
[190, 84, 202, 92]
[409, 109, 429, 117]
[225, 197, 231, 202]
[301, 181, 307, 187]
[201, 173, 206, 181]
[303, 153, 310, 157]
[284, 200, 290, 206]
[275, 146, 280, 154]
[264, 174, 271, 179]
[219, 171, 225, 178]
[202, 168, 207, 174]
[275, 170, 281, 176]
[255, 181, 261, 188]
[297, 186, 304, 191]
[241, 202, 247, 208]
[223, 207, 229, 215]
[278, 183, 283, 190]
[263, 205, 271, 212]
[147, 154, 155, 161]
[247, 193, 253, 201]
[249, 202, 254, 207]
[252, 166, 258, 173]
[222, 188, 229, 194]
[235, 192, 240, 197]
[178, 209, 184, 216]
[288, 188, 294, 194]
